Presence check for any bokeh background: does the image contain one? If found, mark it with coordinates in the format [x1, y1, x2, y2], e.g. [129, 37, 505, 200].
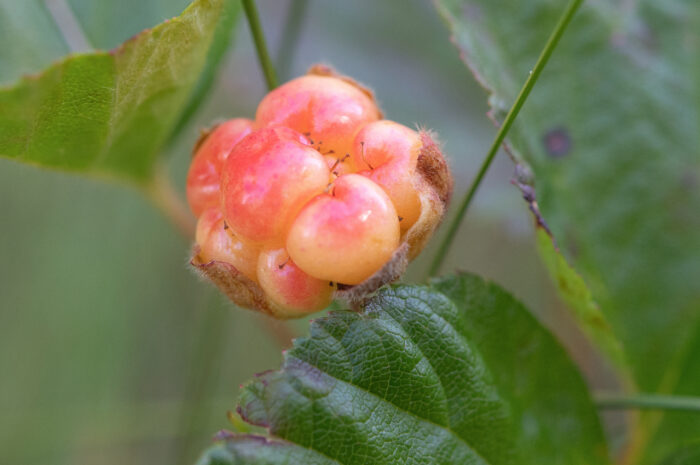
[0, 1, 605, 464]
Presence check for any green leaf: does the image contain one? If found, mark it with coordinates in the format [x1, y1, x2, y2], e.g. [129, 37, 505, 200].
[643, 330, 700, 463]
[169, 0, 241, 143]
[0, 1, 68, 85]
[64, 0, 240, 139]
[0, 0, 236, 183]
[535, 228, 628, 374]
[656, 443, 700, 465]
[434, 1, 700, 460]
[65, 0, 191, 49]
[197, 275, 608, 465]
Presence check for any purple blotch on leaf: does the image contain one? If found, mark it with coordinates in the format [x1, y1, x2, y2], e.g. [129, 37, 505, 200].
[543, 127, 572, 158]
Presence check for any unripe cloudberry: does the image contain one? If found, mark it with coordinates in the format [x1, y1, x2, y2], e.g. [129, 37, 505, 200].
[188, 65, 452, 318]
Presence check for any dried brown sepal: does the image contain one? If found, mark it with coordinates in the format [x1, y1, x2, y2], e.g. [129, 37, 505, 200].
[406, 130, 453, 259]
[334, 243, 410, 310]
[191, 246, 274, 317]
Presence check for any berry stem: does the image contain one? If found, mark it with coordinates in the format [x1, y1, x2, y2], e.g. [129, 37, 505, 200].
[595, 392, 700, 413]
[148, 164, 196, 240]
[276, 0, 310, 80]
[242, 0, 279, 90]
[174, 293, 231, 465]
[428, 0, 583, 277]
[172, 295, 295, 465]
[255, 314, 297, 348]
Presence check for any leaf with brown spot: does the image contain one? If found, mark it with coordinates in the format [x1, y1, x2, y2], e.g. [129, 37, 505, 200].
[434, 0, 700, 461]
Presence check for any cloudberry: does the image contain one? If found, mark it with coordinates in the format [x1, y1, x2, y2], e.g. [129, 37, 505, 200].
[221, 126, 330, 245]
[195, 208, 259, 281]
[186, 118, 255, 217]
[257, 248, 334, 316]
[188, 65, 452, 319]
[287, 174, 400, 285]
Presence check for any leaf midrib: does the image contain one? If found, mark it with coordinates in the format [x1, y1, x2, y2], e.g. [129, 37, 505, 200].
[285, 353, 492, 465]
[288, 300, 503, 465]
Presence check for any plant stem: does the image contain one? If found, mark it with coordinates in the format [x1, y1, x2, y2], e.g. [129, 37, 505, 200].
[167, 0, 242, 146]
[596, 393, 700, 413]
[242, 0, 278, 91]
[427, 0, 584, 277]
[276, 0, 310, 80]
[148, 164, 196, 240]
[174, 293, 231, 465]
[255, 314, 296, 348]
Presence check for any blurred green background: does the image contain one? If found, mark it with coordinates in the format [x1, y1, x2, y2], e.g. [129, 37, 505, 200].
[0, 1, 605, 464]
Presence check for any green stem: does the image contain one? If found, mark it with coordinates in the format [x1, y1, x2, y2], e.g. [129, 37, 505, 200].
[276, 0, 310, 81]
[147, 163, 195, 240]
[242, 0, 278, 90]
[174, 293, 231, 465]
[428, 0, 584, 277]
[596, 393, 700, 413]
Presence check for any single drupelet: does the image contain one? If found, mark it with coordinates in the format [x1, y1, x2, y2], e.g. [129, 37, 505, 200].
[187, 65, 452, 318]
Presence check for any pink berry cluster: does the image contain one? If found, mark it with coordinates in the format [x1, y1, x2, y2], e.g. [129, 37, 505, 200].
[187, 66, 452, 318]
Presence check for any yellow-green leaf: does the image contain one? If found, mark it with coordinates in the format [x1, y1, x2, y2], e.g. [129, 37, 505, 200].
[0, 0, 237, 183]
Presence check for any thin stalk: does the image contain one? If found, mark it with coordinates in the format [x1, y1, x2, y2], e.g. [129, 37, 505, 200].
[171, 302, 293, 464]
[148, 164, 196, 240]
[256, 314, 297, 348]
[428, 0, 584, 277]
[276, 0, 310, 80]
[242, 0, 278, 90]
[174, 293, 231, 465]
[596, 393, 700, 413]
